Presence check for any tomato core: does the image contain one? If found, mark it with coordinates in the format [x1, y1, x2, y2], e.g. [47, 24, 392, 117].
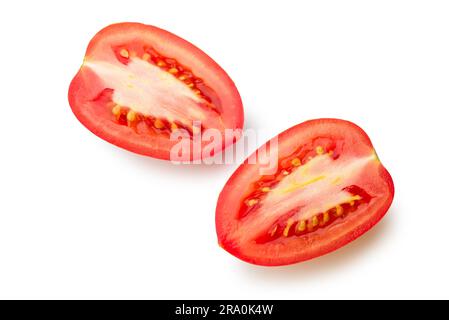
[237, 137, 377, 245]
[85, 44, 223, 139]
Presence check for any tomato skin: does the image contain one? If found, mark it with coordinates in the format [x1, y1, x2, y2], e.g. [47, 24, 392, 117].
[216, 119, 394, 266]
[68, 22, 244, 160]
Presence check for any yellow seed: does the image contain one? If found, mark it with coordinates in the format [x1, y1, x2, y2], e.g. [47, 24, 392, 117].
[348, 195, 361, 206]
[261, 187, 270, 193]
[323, 212, 330, 223]
[111, 105, 121, 116]
[157, 60, 166, 67]
[328, 150, 334, 156]
[142, 53, 151, 61]
[119, 49, 129, 58]
[187, 82, 195, 88]
[291, 158, 301, 167]
[154, 119, 165, 129]
[193, 89, 201, 95]
[178, 75, 187, 81]
[247, 199, 258, 207]
[283, 219, 294, 237]
[126, 111, 136, 122]
[335, 205, 343, 216]
[312, 216, 319, 227]
[269, 225, 278, 237]
[171, 123, 178, 131]
[296, 220, 306, 232]
[168, 68, 179, 74]
[316, 146, 324, 155]
[282, 170, 289, 176]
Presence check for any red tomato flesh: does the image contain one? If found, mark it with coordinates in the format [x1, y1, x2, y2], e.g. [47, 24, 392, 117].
[68, 22, 243, 160]
[216, 119, 394, 266]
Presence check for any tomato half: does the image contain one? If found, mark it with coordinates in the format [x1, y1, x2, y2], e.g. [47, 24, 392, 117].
[68, 22, 243, 160]
[216, 119, 394, 266]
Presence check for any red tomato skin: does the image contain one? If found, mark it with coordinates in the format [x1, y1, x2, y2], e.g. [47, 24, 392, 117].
[216, 119, 394, 266]
[68, 22, 244, 160]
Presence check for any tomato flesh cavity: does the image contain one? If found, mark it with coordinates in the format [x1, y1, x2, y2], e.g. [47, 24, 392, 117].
[68, 23, 243, 160]
[216, 119, 394, 266]
[87, 46, 221, 136]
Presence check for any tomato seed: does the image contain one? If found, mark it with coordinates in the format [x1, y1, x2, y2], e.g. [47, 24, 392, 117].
[291, 158, 301, 166]
[312, 216, 319, 227]
[297, 220, 306, 233]
[112, 105, 121, 116]
[119, 49, 129, 58]
[154, 119, 165, 129]
[126, 110, 136, 122]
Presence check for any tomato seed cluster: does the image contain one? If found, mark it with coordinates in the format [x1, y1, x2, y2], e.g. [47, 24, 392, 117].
[256, 192, 368, 244]
[239, 140, 338, 219]
[110, 46, 222, 136]
[117, 46, 220, 112]
[237, 139, 372, 244]
[110, 104, 196, 136]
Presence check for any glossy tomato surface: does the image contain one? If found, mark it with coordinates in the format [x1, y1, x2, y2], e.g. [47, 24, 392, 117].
[216, 119, 394, 266]
[68, 22, 243, 160]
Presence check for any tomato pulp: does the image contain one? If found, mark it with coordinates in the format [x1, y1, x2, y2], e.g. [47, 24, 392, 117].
[68, 23, 243, 160]
[216, 119, 394, 266]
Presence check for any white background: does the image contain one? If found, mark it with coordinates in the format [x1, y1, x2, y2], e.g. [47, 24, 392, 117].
[0, 0, 448, 299]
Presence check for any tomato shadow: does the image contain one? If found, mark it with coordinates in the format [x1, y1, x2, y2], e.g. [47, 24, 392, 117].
[101, 110, 267, 178]
[238, 208, 396, 281]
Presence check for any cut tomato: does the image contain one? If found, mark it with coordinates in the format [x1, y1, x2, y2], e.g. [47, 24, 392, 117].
[216, 119, 394, 266]
[68, 22, 243, 160]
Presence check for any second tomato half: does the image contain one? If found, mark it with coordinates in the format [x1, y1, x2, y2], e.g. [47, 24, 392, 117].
[216, 119, 394, 266]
